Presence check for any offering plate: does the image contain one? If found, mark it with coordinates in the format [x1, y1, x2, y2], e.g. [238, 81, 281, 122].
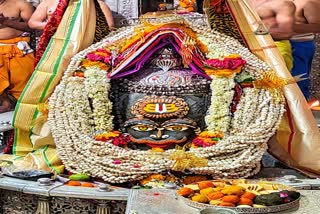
[177, 179, 301, 214]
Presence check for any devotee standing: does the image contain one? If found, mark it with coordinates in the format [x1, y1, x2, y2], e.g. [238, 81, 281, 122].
[250, 0, 295, 71]
[252, 0, 320, 99]
[28, 0, 59, 30]
[250, 0, 296, 38]
[0, 0, 34, 113]
[290, 0, 319, 99]
[29, 0, 114, 30]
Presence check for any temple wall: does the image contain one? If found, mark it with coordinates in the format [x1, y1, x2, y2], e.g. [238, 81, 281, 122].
[104, 0, 139, 26]
[310, 35, 320, 100]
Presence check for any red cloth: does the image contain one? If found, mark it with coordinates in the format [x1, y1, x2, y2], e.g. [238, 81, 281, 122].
[34, 0, 69, 66]
[3, 131, 14, 154]
[210, 0, 229, 13]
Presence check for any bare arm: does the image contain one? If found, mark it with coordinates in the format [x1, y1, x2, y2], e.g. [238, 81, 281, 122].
[28, 1, 48, 30]
[292, 0, 320, 33]
[97, 0, 114, 29]
[2, 0, 34, 31]
[304, 0, 320, 24]
[250, 0, 296, 39]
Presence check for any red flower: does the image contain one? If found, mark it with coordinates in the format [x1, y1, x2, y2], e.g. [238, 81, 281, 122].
[86, 50, 112, 65]
[205, 57, 246, 70]
[112, 160, 122, 164]
[86, 53, 99, 61]
[112, 134, 131, 147]
[193, 137, 212, 147]
[192, 136, 220, 147]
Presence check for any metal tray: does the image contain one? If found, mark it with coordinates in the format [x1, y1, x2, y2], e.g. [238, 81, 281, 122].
[177, 180, 300, 214]
[179, 194, 300, 213]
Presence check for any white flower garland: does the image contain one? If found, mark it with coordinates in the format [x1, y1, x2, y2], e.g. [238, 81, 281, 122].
[48, 19, 285, 183]
[84, 67, 113, 132]
[205, 74, 236, 134]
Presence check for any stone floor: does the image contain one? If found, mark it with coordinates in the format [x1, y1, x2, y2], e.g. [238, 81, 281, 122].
[256, 153, 308, 179]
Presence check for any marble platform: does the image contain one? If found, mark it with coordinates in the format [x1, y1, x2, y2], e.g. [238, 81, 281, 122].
[0, 176, 128, 213]
[1, 175, 320, 214]
[0, 111, 13, 132]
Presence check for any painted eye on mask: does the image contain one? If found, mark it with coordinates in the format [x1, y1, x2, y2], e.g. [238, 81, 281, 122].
[164, 125, 189, 131]
[131, 125, 155, 131]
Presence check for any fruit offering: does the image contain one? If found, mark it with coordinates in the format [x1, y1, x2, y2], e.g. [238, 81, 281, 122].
[177, 179, 300, 208]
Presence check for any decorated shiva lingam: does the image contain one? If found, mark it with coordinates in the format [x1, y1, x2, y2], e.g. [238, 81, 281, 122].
[112, 46, 210, 152]
[49, 13, 286, 184]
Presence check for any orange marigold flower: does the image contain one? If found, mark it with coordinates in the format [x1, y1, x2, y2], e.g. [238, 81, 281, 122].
[177, 187, 194, 197]
[207, 191, 225, 200]
[94, 131, 121, 141]
[222, 195, 240, 204]
[182, 175, 208, 185]
[238, 197, 253, 206]
[241, 192, 256, 200]
[140, 174, 165, 185]
[198, 181, 215, 190]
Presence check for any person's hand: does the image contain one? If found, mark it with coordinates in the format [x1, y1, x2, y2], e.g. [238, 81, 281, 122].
[253, 0, 296, 39]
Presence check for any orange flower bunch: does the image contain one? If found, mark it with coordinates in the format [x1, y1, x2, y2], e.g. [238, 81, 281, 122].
[140, 174, 165, 185]
[182, 175, 208, 185]
[179, 0, 196, 12]
[177, 187, 194, 197]
[177, 181, 257, 208]
[192, 131, 223, 147]
[80, 59, 111, 71]
[94, 131, 121, 142]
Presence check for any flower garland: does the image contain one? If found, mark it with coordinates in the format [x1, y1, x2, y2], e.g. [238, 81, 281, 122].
[48, 17, 285, 183]
[204, 55, 246, 77]
[84, 67, 114, 132]
[205, 74, 236, 134]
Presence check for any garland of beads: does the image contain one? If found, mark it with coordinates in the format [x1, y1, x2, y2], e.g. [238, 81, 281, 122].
[48, 18, 285, 183]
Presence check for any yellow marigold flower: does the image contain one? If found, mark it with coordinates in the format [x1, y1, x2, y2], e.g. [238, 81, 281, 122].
[151, 147, 164, 153]
[140, 174, 165, 185]
[81, 59, 110, 71]
[225, 54, 241, 59]
[94, 131, 120, 140]
[150, 174, 165, 181]
[204, 67, 242, 78]
[199, 131, 224, 139]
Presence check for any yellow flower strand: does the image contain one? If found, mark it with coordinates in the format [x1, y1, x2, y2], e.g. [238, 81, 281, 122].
[170, 146, 208, 171]
[253, 70, 296, 103]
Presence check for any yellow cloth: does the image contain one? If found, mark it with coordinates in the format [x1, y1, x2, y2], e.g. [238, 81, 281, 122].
[275, 40, 293, 71]
[0, 37, 34, 99]
[1, 0, 96, 173]
[227, 0, 320, 177]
